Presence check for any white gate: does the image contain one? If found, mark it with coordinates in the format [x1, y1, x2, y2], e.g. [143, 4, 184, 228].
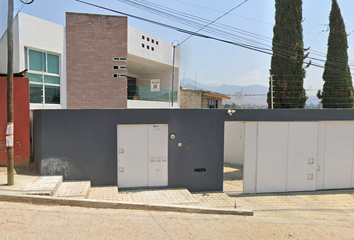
[117, 124, 168, 188]
[244, 121, 354, 194]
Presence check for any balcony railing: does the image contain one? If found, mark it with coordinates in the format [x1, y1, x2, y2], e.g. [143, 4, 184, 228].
[127, 85, 178, 101]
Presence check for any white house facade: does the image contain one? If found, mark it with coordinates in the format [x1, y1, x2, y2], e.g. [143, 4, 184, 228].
[0, 12, 180, 110]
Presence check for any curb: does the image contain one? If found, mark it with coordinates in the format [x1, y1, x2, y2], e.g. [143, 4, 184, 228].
[0, 194, 253, 216]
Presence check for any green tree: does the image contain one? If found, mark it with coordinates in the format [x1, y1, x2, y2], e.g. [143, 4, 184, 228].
[317, 0, 354, 108]
[267, 0, 308, 108]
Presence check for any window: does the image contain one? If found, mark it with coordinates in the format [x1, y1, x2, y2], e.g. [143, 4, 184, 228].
[151, 47, 154, 51]
[207, 99, 218, 109]
[113, 57, 126, 61]
[26, 48, 60, 104]
[151, 39, 154, 43]
[142, 35, 145, 40]
[156, 41, 159, 45]
[147, 37, 150, 41]
[113, 66, 126, 69]
[147, 45, 150, 50]
[142, 43, 145, 48]
[113, 74, 126, 78]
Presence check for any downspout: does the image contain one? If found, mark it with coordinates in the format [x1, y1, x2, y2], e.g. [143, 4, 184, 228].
[171, 45, 175, 107]
[201, 91, 204, 109]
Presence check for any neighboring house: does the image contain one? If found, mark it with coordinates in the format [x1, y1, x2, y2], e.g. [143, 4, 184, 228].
[0, 12, 180, 109]
[180, 88, 230, 109]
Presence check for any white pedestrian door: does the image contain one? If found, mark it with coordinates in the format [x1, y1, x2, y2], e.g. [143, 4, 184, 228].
[117, 124, 168, 188]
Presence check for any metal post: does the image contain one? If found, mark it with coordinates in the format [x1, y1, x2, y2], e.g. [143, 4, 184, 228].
[241, 87, 243, 109]
[169, 74, 171, 108]
[171, 45, 175, 107]
[270, 74, 274, 109]
[195, 74, 197, 91]
[7, 0, 14, 186]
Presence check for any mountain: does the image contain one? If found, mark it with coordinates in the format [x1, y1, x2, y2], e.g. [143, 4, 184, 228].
[181, 78, 321, 107]
[181, 78, 268, 95]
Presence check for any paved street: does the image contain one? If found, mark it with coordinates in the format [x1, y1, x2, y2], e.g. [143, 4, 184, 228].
[0, 201, 354, 239]
[1, 164, 354, 238]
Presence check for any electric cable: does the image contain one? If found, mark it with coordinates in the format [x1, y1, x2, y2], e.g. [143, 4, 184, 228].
[75, 0, 354, 78]
[117, 0, 354, 71]
[179, 0, 249, 45]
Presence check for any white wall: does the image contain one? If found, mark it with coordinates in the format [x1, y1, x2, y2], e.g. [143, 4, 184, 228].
[243, 122, 258, 194]
[0, 31, 7, 73]
[127, 100, 179, 109]
[17, 13, 66, 109]
[0, 0, 7, 37]
[128, 26, 180, 67]
[224, 122, 244, 165]
[243, 121, 354, 194]
[136, 72, 173, 91]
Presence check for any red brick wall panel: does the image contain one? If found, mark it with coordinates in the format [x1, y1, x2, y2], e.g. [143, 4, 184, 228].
[66, 13, 128, 109]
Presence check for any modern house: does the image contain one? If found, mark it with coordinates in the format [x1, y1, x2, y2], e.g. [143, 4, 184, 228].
[0, 12, 180, 110]
[180, 88, 230, 109]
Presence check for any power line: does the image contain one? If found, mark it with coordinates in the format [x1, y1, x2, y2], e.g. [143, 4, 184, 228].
[179, 0, 249, 45]
[19, 0, 33, 3]
[174, 0, 354, 45]
[75, 0, 354, 77]
[118, 0, 354, 73]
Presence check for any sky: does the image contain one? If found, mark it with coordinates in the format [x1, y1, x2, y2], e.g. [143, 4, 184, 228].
[1, 0, 354, 96]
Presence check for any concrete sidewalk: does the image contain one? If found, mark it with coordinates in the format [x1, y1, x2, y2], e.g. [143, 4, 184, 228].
[1, 163, 354, 222]
[0, 164, 251, 216]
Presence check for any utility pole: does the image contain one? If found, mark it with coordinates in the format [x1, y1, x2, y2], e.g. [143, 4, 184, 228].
[6, 0, 14, 185]
[241, 87, 243, 109]
[270, 74, 274, 109]
[195, 74, 197, 91]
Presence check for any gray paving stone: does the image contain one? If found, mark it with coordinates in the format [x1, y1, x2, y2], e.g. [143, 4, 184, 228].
[54, 181, 91, 199]
[23, 176, 62, 196]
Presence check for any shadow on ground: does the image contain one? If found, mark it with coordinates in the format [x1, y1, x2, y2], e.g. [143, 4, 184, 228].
[0, 162, 39, 176]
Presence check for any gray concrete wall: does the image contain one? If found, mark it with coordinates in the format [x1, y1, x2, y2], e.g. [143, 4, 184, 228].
[32, 109, 225, 191]
[32, 109, 354, 191]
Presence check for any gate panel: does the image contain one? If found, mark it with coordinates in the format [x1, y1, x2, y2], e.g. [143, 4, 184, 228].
[324, 122, 353, 189]
[148, 124, 168, 187]
[256, 122, 288, 193]
[117, 125, 149, 188]
[287, 122, 318, 191]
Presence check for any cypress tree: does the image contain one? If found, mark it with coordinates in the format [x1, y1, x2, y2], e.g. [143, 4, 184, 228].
[267, 0, 307, 109]
[317, 0, 354, 108]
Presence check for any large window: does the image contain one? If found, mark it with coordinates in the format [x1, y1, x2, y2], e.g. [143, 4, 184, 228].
[26, 48, 60, 104]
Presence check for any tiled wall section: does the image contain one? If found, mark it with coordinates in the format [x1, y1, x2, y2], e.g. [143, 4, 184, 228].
[66, 12, 128, 109]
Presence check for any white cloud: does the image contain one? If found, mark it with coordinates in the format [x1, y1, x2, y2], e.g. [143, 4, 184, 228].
[207, 80, 217, 84]
[198, 70, 203, 74]
[237, 70, 263, 85]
